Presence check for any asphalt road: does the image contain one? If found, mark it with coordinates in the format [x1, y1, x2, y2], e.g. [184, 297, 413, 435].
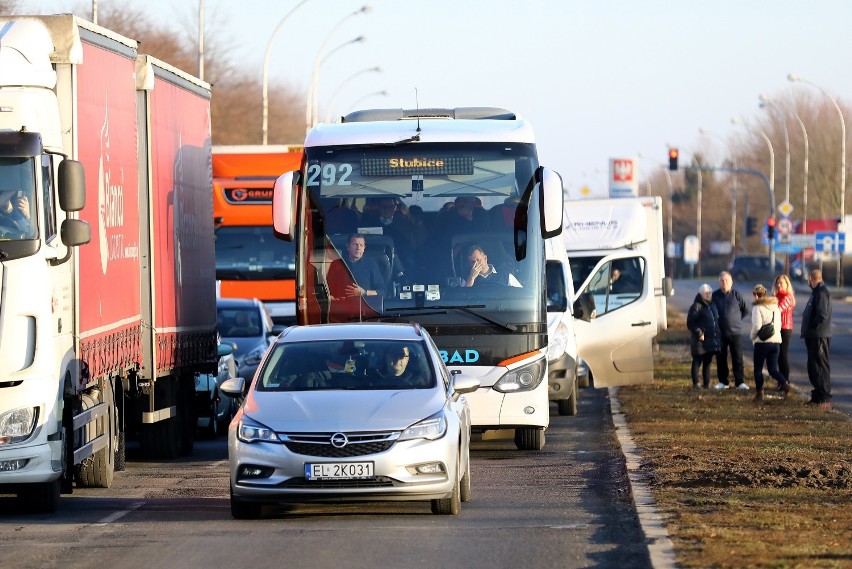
[0, 388, 651, 569]
[671, 278, 851, 414]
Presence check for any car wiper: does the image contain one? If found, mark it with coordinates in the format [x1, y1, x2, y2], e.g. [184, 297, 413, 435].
[392, 304, 517, 332]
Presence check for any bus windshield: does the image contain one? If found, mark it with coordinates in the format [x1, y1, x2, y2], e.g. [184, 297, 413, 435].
[298, 142, 545, 332]
[215, 225, 296, 280]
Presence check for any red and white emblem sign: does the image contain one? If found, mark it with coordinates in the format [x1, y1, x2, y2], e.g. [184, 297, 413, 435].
[612, 159, 634, 182]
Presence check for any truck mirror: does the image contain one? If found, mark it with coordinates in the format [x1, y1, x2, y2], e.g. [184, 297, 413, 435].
[662, 276, 674, 297]
[58, 159, 86, 212]
[538, 167, 563, 238]
[60, 219, 91, 247]
[272, 171, 295, 240]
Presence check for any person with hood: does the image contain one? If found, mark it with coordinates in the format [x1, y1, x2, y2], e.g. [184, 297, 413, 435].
[749, 284, 789, 401]
[712, 271, 750, 389]
[686, 283, 721, 389]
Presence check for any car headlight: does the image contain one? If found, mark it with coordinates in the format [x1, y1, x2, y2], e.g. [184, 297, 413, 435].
[242, 345, 266, 367]
[493, 357, 546, 393]
[237, 416, 281, 444]
[398, 412, 447, 442]
[0, 407, 38, 445]
[546, 322, 570, 362]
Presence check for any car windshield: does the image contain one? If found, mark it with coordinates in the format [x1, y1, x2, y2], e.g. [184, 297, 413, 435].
[218, 306, 263, 337]
[256, 340, 435, 391]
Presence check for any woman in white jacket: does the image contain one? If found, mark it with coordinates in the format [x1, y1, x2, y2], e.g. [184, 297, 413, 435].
[750, 284, 790, 401]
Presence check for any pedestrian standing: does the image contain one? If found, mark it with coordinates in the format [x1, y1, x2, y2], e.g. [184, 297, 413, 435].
[749, 284, 789, 401]
[801, 269, 832, 407]
[712, 271, 750, 390]
[773, 273, 796, 385]
[686, 283, 721, 389]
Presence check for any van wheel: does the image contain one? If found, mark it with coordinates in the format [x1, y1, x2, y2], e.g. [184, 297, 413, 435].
[514, 427, 545, 450]
[557, 382, 578, 416]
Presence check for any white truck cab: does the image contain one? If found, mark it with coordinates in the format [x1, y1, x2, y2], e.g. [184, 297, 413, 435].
[563, 196, 671, 388]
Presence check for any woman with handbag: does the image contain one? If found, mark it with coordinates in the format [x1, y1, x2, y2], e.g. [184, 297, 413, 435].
[750, 284, 789, 401]
[773, 274, 796, 386]
[687, 283, 721, 389]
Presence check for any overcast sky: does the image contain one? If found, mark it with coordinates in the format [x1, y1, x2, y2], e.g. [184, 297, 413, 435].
[33, 0, 852, 197]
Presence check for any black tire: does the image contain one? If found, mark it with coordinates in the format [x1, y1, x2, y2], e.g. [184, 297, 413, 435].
[218, 398, 235, 433]
[577, 371, 590, 389]
[115, 431, 126, 472]
[178, 376, 196, 456]
[557, 383, 578, 417]
[431, 459, 461, 515]
[140, 416, 181, 459]
[201, 397, 219, 439]
[19, 479, 60, 513]
[230, 485, 262, 519]
[460, 448, 472, 503]
[514, 427, 545, 451]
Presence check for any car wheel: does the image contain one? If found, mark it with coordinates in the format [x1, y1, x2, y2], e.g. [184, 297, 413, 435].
[230, 485, 262, 520]
[514, 427, 545, 451]
[460, 450, 472, 503]
[432, 453, 462, 515]
[557, 382, 578, 416]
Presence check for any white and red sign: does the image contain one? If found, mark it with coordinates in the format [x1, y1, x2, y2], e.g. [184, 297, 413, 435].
[609, 158, 638, 197]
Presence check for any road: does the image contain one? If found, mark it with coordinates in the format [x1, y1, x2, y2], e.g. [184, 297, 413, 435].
[0, 388, 651, 569]
[671, 278, 851, 414]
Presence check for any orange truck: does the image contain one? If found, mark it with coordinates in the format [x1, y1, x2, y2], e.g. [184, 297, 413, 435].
[213, 145, 303, 325]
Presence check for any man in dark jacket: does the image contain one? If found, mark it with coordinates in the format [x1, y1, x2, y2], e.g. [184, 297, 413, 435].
[801, 269, 832, 407]
[711, 271, 750, 389]
[687, 283, 721, 389]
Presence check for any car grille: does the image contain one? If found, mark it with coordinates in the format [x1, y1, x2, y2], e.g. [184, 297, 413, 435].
[281, 431, 400, 458]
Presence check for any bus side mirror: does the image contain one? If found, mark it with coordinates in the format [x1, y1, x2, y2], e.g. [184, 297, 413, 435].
[272, 171, 295, 240]
[538, 167, 563, 238]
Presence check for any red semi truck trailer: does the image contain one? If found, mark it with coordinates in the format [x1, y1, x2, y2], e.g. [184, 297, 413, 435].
[0, 15, 216, 511]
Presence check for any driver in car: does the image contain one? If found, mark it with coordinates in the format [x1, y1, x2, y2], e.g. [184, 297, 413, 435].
[0, 189, 33, 237]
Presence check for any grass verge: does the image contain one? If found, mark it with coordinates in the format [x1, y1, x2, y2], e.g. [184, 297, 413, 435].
[616, 308, 852, 569]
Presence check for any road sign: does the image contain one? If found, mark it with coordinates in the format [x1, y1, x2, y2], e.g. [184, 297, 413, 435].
[777, 217, 793, 236]
[814, 231, 846, 254]
[777, 200, 794, 216]
[789, 234, 815, 249]
[683, 235, 700, 265]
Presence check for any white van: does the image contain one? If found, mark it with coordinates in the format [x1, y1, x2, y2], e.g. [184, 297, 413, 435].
[544, 237, 583, 415]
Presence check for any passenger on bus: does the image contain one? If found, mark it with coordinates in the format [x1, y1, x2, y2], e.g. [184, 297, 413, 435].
[360, 196, 419, 268]
[327, 233, 386, 298]
[462, 244, 522, 288]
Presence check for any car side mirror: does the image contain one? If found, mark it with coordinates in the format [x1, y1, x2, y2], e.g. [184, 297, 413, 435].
[219, 377, 246, 398]
[451, 373, 480, 401]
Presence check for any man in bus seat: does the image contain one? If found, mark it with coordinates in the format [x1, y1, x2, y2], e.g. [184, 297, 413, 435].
[327, 233, 386, 299]
[360, 196, 419, 269]
[462, 243, 522, 288]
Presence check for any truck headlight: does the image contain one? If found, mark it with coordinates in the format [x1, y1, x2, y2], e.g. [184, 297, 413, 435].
[398, 412, 447, 441]
[546, 322, 570, 362]
[493, 358, 545, 393]
[0, 407, 38, 445]
[237, 416, 281, 443]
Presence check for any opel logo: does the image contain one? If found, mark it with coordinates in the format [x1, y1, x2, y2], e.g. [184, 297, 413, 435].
[330, 433, 348, 448]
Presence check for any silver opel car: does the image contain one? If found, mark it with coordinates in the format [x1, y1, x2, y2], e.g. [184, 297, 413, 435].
[220, 322, 480, 519]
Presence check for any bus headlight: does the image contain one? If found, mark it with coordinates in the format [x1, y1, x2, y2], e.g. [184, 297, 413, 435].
[493, 358, 545, 393]
[0, 407, 38, 445]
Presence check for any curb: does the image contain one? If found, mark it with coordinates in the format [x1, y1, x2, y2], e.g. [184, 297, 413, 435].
[609, 386, 679, 569]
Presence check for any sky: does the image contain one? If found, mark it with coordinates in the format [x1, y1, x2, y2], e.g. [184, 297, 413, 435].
[31, 0, 852, 197]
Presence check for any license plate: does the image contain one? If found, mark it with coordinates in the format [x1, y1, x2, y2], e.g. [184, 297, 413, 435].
[305, 462, 375, 480]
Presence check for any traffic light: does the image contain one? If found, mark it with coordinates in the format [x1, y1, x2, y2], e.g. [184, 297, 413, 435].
[766, 216, 776, 239]
[746, 216, 757, 236]
[668, 148, 679, 171]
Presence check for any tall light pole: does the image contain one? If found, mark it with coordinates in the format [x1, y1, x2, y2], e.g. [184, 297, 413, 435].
[788, 73, 846, 285]
[306, 3, 372, 133]
[662, 166, 674, 277]
[791, 112, 810, 235]
[699, 127, 738, 252]
[759, 94, 791, 206]
[312, 35, 366, 126]
[324, 66, 382, 123]
[262, 0, 312, 145]
[733, 117, 777, 270]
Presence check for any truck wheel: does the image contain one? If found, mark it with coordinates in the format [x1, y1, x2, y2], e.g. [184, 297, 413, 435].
[19, 480, 61, 513]
[178, 374, 196, 456]
[77, 382, 115, 488]
[514, 427, 545, 451]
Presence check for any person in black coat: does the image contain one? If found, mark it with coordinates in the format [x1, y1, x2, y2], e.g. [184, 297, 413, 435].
[801, 269, 833, 406]
[711, 271, 750, 389]
[687, 283, 721, 389]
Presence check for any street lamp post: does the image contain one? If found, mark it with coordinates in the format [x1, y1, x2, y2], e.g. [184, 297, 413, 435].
[311, 35, 366, 126]
[306, 4, 372, 133]
[791, 112, 810, 234]
[732, 117, 777, 271]
[759, 95, 791, 206]
[324, 66, 382, 123]
[262, 0, 312, 145]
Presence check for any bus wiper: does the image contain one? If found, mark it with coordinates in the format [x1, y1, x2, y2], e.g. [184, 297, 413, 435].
[393, 304, 517, 332]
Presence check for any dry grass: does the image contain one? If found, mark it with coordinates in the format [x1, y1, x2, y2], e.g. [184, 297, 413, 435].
[616, 309, 852, 569]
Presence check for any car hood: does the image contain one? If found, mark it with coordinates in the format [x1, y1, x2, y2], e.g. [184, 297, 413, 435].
[243, 388, 446, 432]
